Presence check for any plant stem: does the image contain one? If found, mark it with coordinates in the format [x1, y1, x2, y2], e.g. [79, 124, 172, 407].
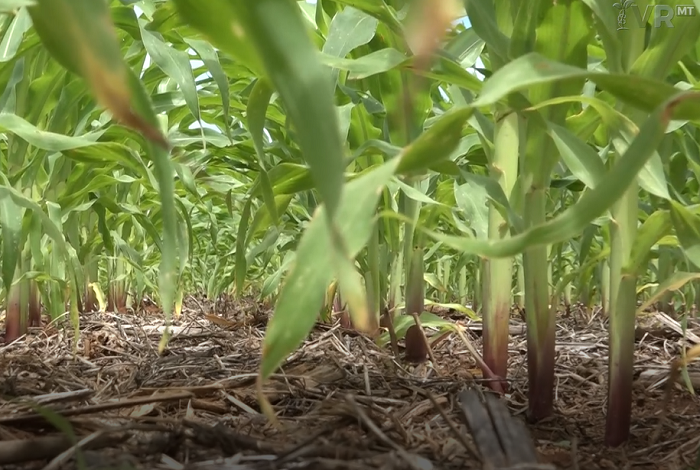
[483, 111, 519, 389]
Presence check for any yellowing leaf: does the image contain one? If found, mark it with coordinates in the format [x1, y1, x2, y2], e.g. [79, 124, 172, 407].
[28, 0, 168, 148]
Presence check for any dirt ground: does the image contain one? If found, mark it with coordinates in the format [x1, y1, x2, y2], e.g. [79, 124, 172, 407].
[0, 296, 698, 470]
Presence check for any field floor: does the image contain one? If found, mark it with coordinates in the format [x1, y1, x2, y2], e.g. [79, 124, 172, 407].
[0, 297, 699, 470]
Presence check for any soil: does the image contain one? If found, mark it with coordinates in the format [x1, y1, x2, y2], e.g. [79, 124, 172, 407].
[0, 296, 698, 470]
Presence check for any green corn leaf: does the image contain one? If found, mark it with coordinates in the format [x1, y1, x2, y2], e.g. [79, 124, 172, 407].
[626, 209, 672, 275]
[421, 92, 700, 258]
[332, 0, 402, 33]
[637, 272, 700, 313]
[530, 94, 670, 198]
[174, 0, 346, 224]
[444, 27, 484, 68]
[0, 7, 32, 62]
[235, 194, 253, 296]
[318, 48, 408, 80]
[247, 78, 278, 223]
[261, 158, 399, 379]
[249, 195, 294, 237]
[465, 0, 509, 62]
[0, 175, 82, 292]
[322, 6, 378, 60]
[139, 22, 200, 124]
[184, 37, 231, 139]
[580, 0, 622, 72]
[396, 107, 474, 175]
[376, 312, 452, 347]
[0, 195, 22, 291]
[459, 170, 523, 233]
[548, 122, 606, 189]
[670, 200, 700, 269]
[473, 53, 700, 120]
[630, 0, 700, 80]
[0, 113, 103, 150]
[28, 0, 167, 148]
[170, 0, 264, 75]
[508, 0, 540, 59]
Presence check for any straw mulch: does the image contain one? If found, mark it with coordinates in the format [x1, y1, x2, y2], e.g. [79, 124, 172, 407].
[0, 296, 698, 470]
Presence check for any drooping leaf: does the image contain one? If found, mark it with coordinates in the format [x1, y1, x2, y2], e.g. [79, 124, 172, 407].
[261, 158, 400, 379]
[28, 0, 168, 148]
[473, 52, 700, 120]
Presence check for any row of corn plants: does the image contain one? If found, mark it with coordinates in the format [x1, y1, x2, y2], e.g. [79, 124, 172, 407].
[1, 0, 700, 447]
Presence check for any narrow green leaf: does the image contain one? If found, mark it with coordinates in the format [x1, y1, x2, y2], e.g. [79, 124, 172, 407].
[630, 0, 700, 80]
[530, 94, 670, 198]
[391, 178, 447, 207]
[315, 0, 329, 35]
[170, 0, 264, 75]
[464, 0, 509, 61]
[28, 404, 85, 467]
[473, 53, 700, 120]
[670, 200, 700, 269]
[177, 0, 345, 223]
[139, 22, 200, 123]
[580, 0, 622, 73]
[396, 107, 474, 175]
[376, 312, 452, 347]
[261, 158, 400, 379]
[459, 170, 523, 233]
[332, 0, 402, 33]
[318, 48, 408, 80]
[444, 27, 485, 68]
[185, 38, 231, 139]
[627, 210, 672, 275]
[548, 122, 606, 189]
[322, 6, 378, 59]
[337, 102, 355, 142]
[508, 0, 540, 59]
[0, 113, 103, 150]
[530, 0, 591, 123]
[249, 194, 294, 237]
[235, 196, 253, 296]
[418, 56, 484, 92]
[247, 78, 278, 223]
[453, 180, 489, 239]
[637, 272, 700, 313]
[0, 7, 31, 62]
[28, 0, 167, 147]
[0, 195, 21, 291]
[0, 175, 82, 292]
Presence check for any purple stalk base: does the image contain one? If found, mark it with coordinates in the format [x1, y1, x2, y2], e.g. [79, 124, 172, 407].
[5, 290, 22, 343]
[605, 365, 633, 447]
[483, 304, 510, 393]
[28, 282, 42, 327]
[526, 315, 556, 423]
[605, 301, 636, 447]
